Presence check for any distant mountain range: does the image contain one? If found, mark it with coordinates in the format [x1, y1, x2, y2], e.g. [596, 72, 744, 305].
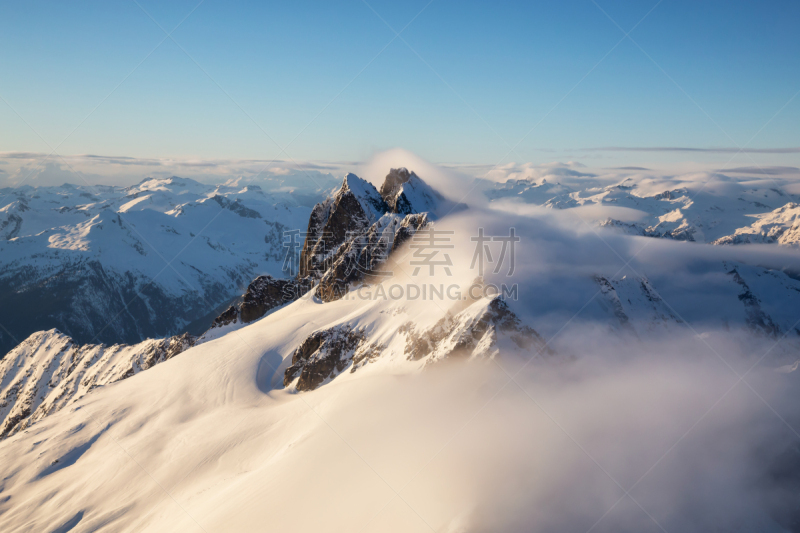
[487, 172, 800, 245]
[0, 174, 339, 355]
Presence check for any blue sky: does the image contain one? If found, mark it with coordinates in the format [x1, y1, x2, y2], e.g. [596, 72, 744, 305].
[1, 0, 799, 171]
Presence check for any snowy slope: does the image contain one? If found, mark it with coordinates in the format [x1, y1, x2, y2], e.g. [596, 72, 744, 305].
[0, 168, 474, 435]
[0, 278, 555, 532]
[5, 166, 800, 443]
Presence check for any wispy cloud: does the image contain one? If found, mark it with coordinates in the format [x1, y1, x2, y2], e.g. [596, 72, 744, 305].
[584, 146, 800, 154]
[0, 152, 351, 187]
[725, 166, 799, 175]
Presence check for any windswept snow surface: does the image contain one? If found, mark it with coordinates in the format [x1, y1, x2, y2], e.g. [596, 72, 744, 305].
[2, 194, 800, 531]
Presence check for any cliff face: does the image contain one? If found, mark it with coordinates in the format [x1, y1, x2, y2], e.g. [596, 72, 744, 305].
[314, 211, 429, 302]
[298, 169, 457, 303]
[299, 173, 389, 279]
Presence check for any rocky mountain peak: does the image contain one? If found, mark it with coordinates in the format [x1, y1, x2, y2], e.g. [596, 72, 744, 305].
[299, 173, 388, 278]
[379, 167, 414, 200]
[378, 167, 466, 218]
[339, 173, 389, 222]
[298, 170, 443, 298]
[289, 169, 463, 303]
[283, 294, 549, 392]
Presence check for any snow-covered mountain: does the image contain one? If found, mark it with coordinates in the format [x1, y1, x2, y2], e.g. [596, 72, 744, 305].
[0, 275, 556, 532]
[1, 166, 800, 531]
[5, 166, 800, 441]
[591, 260, 800, 338]
[203, 168, 447, 337]
[486, 167, 800, 245]
[299, 171, 436, 301]
[0, 176, 327, 355]
[712, 202, 800, 245]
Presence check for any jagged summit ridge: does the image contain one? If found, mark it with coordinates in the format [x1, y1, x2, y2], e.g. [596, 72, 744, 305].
[299, 169, 457, 300]
[299, 173, 386, 278]
[380, 167, 448, 217]
[205, 168, 453, 329]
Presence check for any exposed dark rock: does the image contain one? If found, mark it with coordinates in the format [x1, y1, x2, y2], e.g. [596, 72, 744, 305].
[594, 275, 634, 332]
[299, 173, 388, 278]
[379, 167, 466, 217]
[299, 169, 456, 294]
[600, 218, 696, 241]
[0, 213, 23, 240]
[315, 212, 429, 302]
[142, 332, 196, 369]
[393, 212, 429, 251]
[240, 276, 313, 323]
[213, 169, 455, 338]
[211, 305, 239, 329]
[283, 325, 383, 391]
[209, 275, 313, 329]
[380, 167, 417, 214]
[0, 329, 196, 438]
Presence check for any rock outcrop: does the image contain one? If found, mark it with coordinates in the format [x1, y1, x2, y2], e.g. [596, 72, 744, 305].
[283, 293, 549, 392]
[299, 173, 389, 278]
[600, 218, 697, 241]
[314, 212, 429, 301]
[283, 325, 383, 391]
[209, 275, 314, 330]
[593, 274, 683, 335]
[727, 266, 781, 338]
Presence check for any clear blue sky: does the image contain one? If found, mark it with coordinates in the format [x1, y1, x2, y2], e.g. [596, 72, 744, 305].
[1, 0, 799, 167]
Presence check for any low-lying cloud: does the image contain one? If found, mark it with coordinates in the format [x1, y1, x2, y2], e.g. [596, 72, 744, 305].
[325, 329, 800, 533]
